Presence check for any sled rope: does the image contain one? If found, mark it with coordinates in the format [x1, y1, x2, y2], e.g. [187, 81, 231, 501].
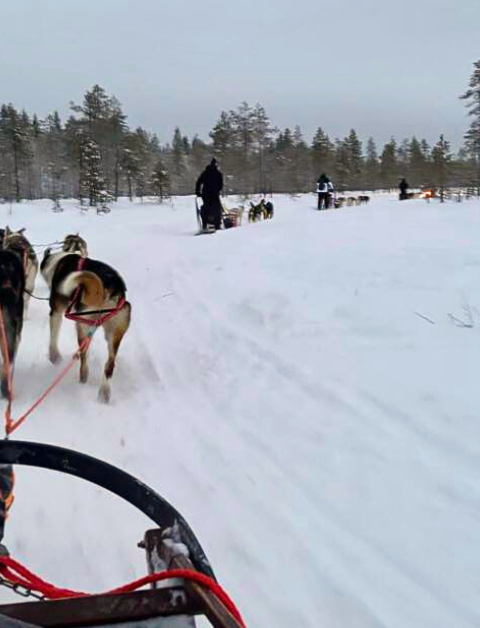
[31, 240, 64, 248]
[0, 304, 95, 436]
[0, 556, 246, 627]
[23, 289, 50, 301]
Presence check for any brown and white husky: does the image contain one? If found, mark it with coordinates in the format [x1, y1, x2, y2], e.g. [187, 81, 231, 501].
[41, 235, 131, 403]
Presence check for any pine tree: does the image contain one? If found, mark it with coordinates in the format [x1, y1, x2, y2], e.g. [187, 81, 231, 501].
[70, 86, 125, 200]
[151, 158, 171, 202]
[431, 134, 451, 202]
[364, 137, 379, 190]
[345, 129, 363, 189]
[80, 137, 104, 207]
[251, 103, 276, 193]
[107, 96, 128, 200]
[230, 102, 256, 193]
[408, 137, 427, 187]
[210, 112, 235, 158]
[311, 127, 334, 178]
[333, 138, 350, 191]
[171, 127, 185, 175]
[170, 127, 188, 193]
[44, 111, 67, 207]
[460, 60, 480, 194]
[190, 135, 209, 178]
[32, 114, 42, 138]
[291, 125, 310, 193]
[120, 135, 141, 201]
[0, 104, 31, 202]
[380, 138, 398, 189]
[71, 84, 111, 133]
[396, 138, 409, 181]
[272, 128, 294, 193]
[276, 128, 293, 151]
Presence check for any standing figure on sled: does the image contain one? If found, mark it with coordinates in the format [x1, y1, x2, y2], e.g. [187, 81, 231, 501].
[195, 159, 224, 231]
[317, 174, 334, 210]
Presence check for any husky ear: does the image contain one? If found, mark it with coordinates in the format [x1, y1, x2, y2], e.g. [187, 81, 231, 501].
[4, 226, 11, 237]
[18, 227, 26, 234]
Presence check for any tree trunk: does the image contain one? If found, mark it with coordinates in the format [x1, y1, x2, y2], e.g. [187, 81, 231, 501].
[114, 159, 119, 201]
[13, 144, 20, 202]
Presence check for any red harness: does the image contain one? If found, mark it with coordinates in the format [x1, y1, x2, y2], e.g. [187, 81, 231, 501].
[64, 256, 126, 327]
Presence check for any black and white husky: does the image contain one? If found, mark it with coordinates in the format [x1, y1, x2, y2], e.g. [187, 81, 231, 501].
[41, 235, 131, 403]
[0, 250, 25, 398]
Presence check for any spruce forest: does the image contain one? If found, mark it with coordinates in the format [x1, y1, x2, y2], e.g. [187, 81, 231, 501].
[1, 61, 480, 204]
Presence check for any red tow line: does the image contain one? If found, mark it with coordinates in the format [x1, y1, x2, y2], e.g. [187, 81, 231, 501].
[0, 555, 246, 627]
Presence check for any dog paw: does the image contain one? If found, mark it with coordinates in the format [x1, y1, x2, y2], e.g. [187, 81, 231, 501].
[49, 349, 61, 364]
[98, 385, 111, 404]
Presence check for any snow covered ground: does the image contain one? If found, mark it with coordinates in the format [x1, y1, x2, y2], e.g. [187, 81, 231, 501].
[0, 192, 479, 628]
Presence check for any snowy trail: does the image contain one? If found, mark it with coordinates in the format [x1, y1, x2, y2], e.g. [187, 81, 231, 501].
[0, 194, 479, 627]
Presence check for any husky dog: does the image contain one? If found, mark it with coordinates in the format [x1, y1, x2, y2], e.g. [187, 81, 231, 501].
[357, 195, 370, 205]
[41, 237, 131, 403]
[3, 227, 38, 318]
[40, 234, 88, 289]
[63, 233, 88, 257]
[249, 202, 265, 222]
[0, 250, 25, 398]
[263, 200, 274, 219]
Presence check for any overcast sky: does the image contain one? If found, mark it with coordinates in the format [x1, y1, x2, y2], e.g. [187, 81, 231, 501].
[1, 0, 478, 149]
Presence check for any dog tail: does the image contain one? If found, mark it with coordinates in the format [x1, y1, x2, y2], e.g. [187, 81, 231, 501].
[59, 271, 104, 307]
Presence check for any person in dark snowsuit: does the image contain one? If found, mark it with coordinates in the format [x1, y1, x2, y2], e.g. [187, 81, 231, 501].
[399, 178, 409, 201]
[195, 159, 224, 230]
[317, 174, 334, 210]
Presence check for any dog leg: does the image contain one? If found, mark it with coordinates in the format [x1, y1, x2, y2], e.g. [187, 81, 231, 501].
[49, 310, 63, 364]
[24, 266, 37, 319]
[23, 294, 31, 320]
[0, 344, 10, 399]
[76, 322, 91, 383]
[98, 306, 130, 403]
[0, 319, 16, 399]
[98, 329, 121, 404]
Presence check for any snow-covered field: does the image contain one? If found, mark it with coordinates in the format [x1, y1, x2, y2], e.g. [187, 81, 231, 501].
[0, 192, 479, 627]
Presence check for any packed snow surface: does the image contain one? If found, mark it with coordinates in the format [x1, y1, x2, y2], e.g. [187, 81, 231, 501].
[0, 193, 479, 628]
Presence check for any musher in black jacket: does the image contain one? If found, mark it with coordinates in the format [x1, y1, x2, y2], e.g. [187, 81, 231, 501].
[195, 159, 224, 230]
[399, 178, 409, 201]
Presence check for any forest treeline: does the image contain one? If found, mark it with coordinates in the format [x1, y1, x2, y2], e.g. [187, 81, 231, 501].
[1, 61, 479, 204]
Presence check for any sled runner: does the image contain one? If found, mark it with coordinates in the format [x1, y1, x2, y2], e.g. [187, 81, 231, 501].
[195, 197, 203, 231]
[0, 441, 245, 628]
